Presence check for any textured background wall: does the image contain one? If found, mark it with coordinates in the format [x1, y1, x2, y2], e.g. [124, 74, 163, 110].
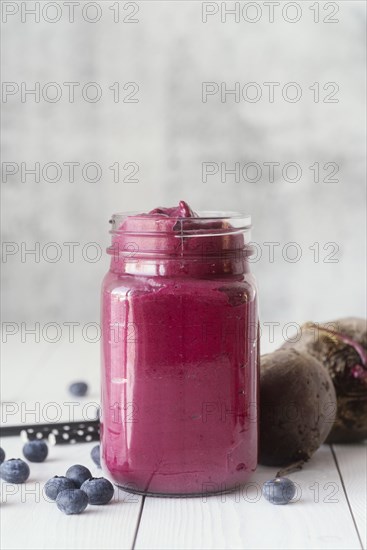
[1, 1, 366, 335]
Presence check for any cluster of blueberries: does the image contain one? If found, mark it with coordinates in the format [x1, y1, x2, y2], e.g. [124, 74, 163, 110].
[46, 462, 114, 514]
[0, 442, 115, 514]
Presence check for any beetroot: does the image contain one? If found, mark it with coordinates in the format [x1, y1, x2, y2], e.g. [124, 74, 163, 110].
[259, 348, 336, 467]
[281, 318, 367, 443]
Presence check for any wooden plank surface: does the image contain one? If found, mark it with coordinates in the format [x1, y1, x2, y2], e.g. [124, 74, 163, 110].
[134, 446, 362, 550]
[332, 443, 367, 549]
[0, 336, 143, 550]
[1, 336, 366, 550]
[0, 435, 143, 550]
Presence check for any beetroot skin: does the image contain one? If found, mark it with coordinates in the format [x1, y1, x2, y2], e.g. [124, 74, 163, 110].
[281, 318, 367, 443]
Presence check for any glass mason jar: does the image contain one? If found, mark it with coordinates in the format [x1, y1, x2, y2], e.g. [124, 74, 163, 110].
[100, 204, 259, 496]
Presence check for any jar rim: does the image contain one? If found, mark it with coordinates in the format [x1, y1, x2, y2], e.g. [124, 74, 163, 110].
[109, 211, 251, 234]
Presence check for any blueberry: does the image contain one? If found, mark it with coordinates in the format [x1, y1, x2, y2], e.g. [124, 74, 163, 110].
[81, 477, 114, 505]
[44, 476, 76, 500]
[65, 464, 92, 488]
[23, 440, 48, 463]
[68, 382, 88, 397]
[56, 489, 88, 515]
[263, 477, 296, 505]
[91, 445, 101, 468]
[0, 458, 30, 483]
[0, 447, 5, 464]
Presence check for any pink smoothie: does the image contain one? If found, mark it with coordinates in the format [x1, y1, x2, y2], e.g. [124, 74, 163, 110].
[101, 201, 259, 495]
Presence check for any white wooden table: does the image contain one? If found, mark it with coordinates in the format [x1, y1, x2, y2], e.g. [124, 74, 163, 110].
[1, 333, 366, 550]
